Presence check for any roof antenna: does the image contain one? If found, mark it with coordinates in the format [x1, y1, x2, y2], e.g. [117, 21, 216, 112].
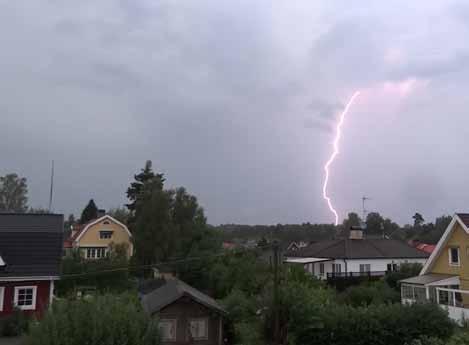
[361, 196, 371, 229]
[48, 160, 55, 212]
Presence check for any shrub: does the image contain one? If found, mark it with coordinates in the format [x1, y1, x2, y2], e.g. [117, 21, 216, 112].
[296, 303, 454, 345]
[385, 263, 423, 290]
[26, 293, 160, 345]
[56, 248, 133, 296]
[338, 280, 400, 306]
[0, 308, 29, 336]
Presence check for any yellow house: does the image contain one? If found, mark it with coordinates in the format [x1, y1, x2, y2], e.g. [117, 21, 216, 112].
[400, 213, 469, 323]
[66, 215, 133, 259]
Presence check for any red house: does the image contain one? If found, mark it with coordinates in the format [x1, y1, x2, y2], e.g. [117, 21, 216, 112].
[0, 214, 63, 317]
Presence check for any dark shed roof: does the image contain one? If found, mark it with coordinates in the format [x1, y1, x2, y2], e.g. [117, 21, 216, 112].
[0, 214, 63, 277]
[286, 238, 429, 259]
[140, 278, 225, 315]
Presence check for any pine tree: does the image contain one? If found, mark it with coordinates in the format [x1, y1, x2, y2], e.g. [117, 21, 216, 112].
[80, 199, 98, 224]
[126, 160, 165, 213]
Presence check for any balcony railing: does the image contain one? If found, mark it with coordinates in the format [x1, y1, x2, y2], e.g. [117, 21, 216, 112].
[327, 271, 387, 279]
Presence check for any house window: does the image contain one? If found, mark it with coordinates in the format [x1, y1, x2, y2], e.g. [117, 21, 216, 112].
[14, 286, 37, 310]
[159, 319, 177, 341]
[359, 264, 371, 273]
[99, 231, 113, 239]
[332, 263, 341, 273]
[449, 247, 460, 266]
[319, 263, 324, 275]
[0, 287, 4, 311]
[189, 318, 208, 340]
[85, 247, 106, 259]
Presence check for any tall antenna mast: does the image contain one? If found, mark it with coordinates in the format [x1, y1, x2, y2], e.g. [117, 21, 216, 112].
[48, 160, 54, 212]
[362, 196, 370, 227]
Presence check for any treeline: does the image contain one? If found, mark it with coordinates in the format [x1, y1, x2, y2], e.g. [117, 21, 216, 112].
[218, 211, 452, 245]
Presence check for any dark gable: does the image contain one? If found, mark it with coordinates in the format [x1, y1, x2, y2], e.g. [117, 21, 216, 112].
[0, 214, 63, 277]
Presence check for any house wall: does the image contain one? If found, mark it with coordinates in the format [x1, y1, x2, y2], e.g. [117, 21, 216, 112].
[430, 223, 469, 304]
[0, 280, 52, 318]
[157, 296, 223, 345]
[307, 258, 427, 280]
[347, 258, 427, 272]
[77, 218, 133, 258]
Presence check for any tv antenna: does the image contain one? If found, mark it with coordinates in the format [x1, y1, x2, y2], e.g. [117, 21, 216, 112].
[48, 160, 55, 212]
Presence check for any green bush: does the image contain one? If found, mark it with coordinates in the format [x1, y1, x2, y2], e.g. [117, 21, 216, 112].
[57, 247, 133, 296]
[296, 303, 454, 345]
[385, 263, 423, 290]
[338, 280, 400, 306]
[0, 308, 29, 336]
[26, 293, 160, 345]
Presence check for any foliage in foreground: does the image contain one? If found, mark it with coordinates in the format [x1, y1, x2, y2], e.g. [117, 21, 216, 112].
[0, 309, 29, 336]
[56, 244, 132, 296]
[301, 303, 454, 345]
[338, 280, 400, 306]
[27, 294, 160, 345]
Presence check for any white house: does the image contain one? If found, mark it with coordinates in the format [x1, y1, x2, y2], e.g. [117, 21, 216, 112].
[285, 229, 429, 280]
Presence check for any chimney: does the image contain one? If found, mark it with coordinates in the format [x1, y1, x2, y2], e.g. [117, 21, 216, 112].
[97, 209, 106, 218]
[349, 226, 364, 240]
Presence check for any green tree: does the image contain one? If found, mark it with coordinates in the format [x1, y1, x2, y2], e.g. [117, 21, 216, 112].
[0, 173, 28, 213]
[128, 162, 217, 273]
[80, 199, 98, 224]
[340, 212, 362, 237]
[366, 212, 385, 234]
[133, 179, 174, 267]
[108, 207, 131, 224]
[413, 212, 425, 227]
[126, 160, 164, 215]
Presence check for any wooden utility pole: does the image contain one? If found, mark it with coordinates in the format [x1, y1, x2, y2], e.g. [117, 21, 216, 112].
[273, 240, 280, 345]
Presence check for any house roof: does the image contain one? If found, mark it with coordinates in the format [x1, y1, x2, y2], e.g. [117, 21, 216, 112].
[140, 278, 226, 315]
[456, 213, 469, 228]
[400, 273, 456, 286]
[421, 214, 469, 275]
[286, 238, 429, 260]
[0, 214, 63, 277]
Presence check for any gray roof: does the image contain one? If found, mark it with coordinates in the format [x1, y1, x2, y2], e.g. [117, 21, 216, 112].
[287, 238, 429, 260]
[0, 214, 63, 277]
[140, 278, 226, 315]
[399, 274, 455, 285]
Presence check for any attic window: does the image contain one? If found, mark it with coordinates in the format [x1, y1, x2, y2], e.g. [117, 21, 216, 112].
[449, 247, 460, 266]
[103, 221, 110, 225]
[100, 231, 113, 239]
[0, 256, 5, 267]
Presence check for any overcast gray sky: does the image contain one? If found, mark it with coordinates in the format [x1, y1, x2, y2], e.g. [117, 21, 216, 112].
[2, 0, 469, 225]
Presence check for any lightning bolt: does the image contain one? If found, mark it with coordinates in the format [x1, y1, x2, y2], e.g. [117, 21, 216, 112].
[322, 91, 360, 225]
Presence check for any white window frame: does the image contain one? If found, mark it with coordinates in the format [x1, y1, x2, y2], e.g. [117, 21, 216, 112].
[0, 287, 4, 311]
[332, 263, 341, 273]
[99, 230, 113, 240]
[449, 247, 460, 267]
[14, 286, 37, 311]
[85, 247, 107, 259]
[359, 264, 371, 273]
[159, 319, 177, 342]
[188, 318, 209, 341]
[319, 263, 325, 276]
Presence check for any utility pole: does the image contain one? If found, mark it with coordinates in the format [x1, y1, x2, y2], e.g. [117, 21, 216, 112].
[273, 240, 280, 345]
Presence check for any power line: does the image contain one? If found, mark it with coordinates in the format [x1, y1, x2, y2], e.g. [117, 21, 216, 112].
[60, 245, 274, 280]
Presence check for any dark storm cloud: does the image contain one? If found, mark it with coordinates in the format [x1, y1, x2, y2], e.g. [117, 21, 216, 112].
[1, 0, 469, 225]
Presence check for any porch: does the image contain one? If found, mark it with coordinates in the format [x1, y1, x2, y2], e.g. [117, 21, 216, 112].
[400, 274, 469, 324]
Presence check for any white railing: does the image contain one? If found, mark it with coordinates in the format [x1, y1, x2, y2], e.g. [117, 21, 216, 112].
[436, 287, 469, 325]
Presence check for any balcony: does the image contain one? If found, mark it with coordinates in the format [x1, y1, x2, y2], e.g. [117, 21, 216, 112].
[327, 271, 387, 279]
